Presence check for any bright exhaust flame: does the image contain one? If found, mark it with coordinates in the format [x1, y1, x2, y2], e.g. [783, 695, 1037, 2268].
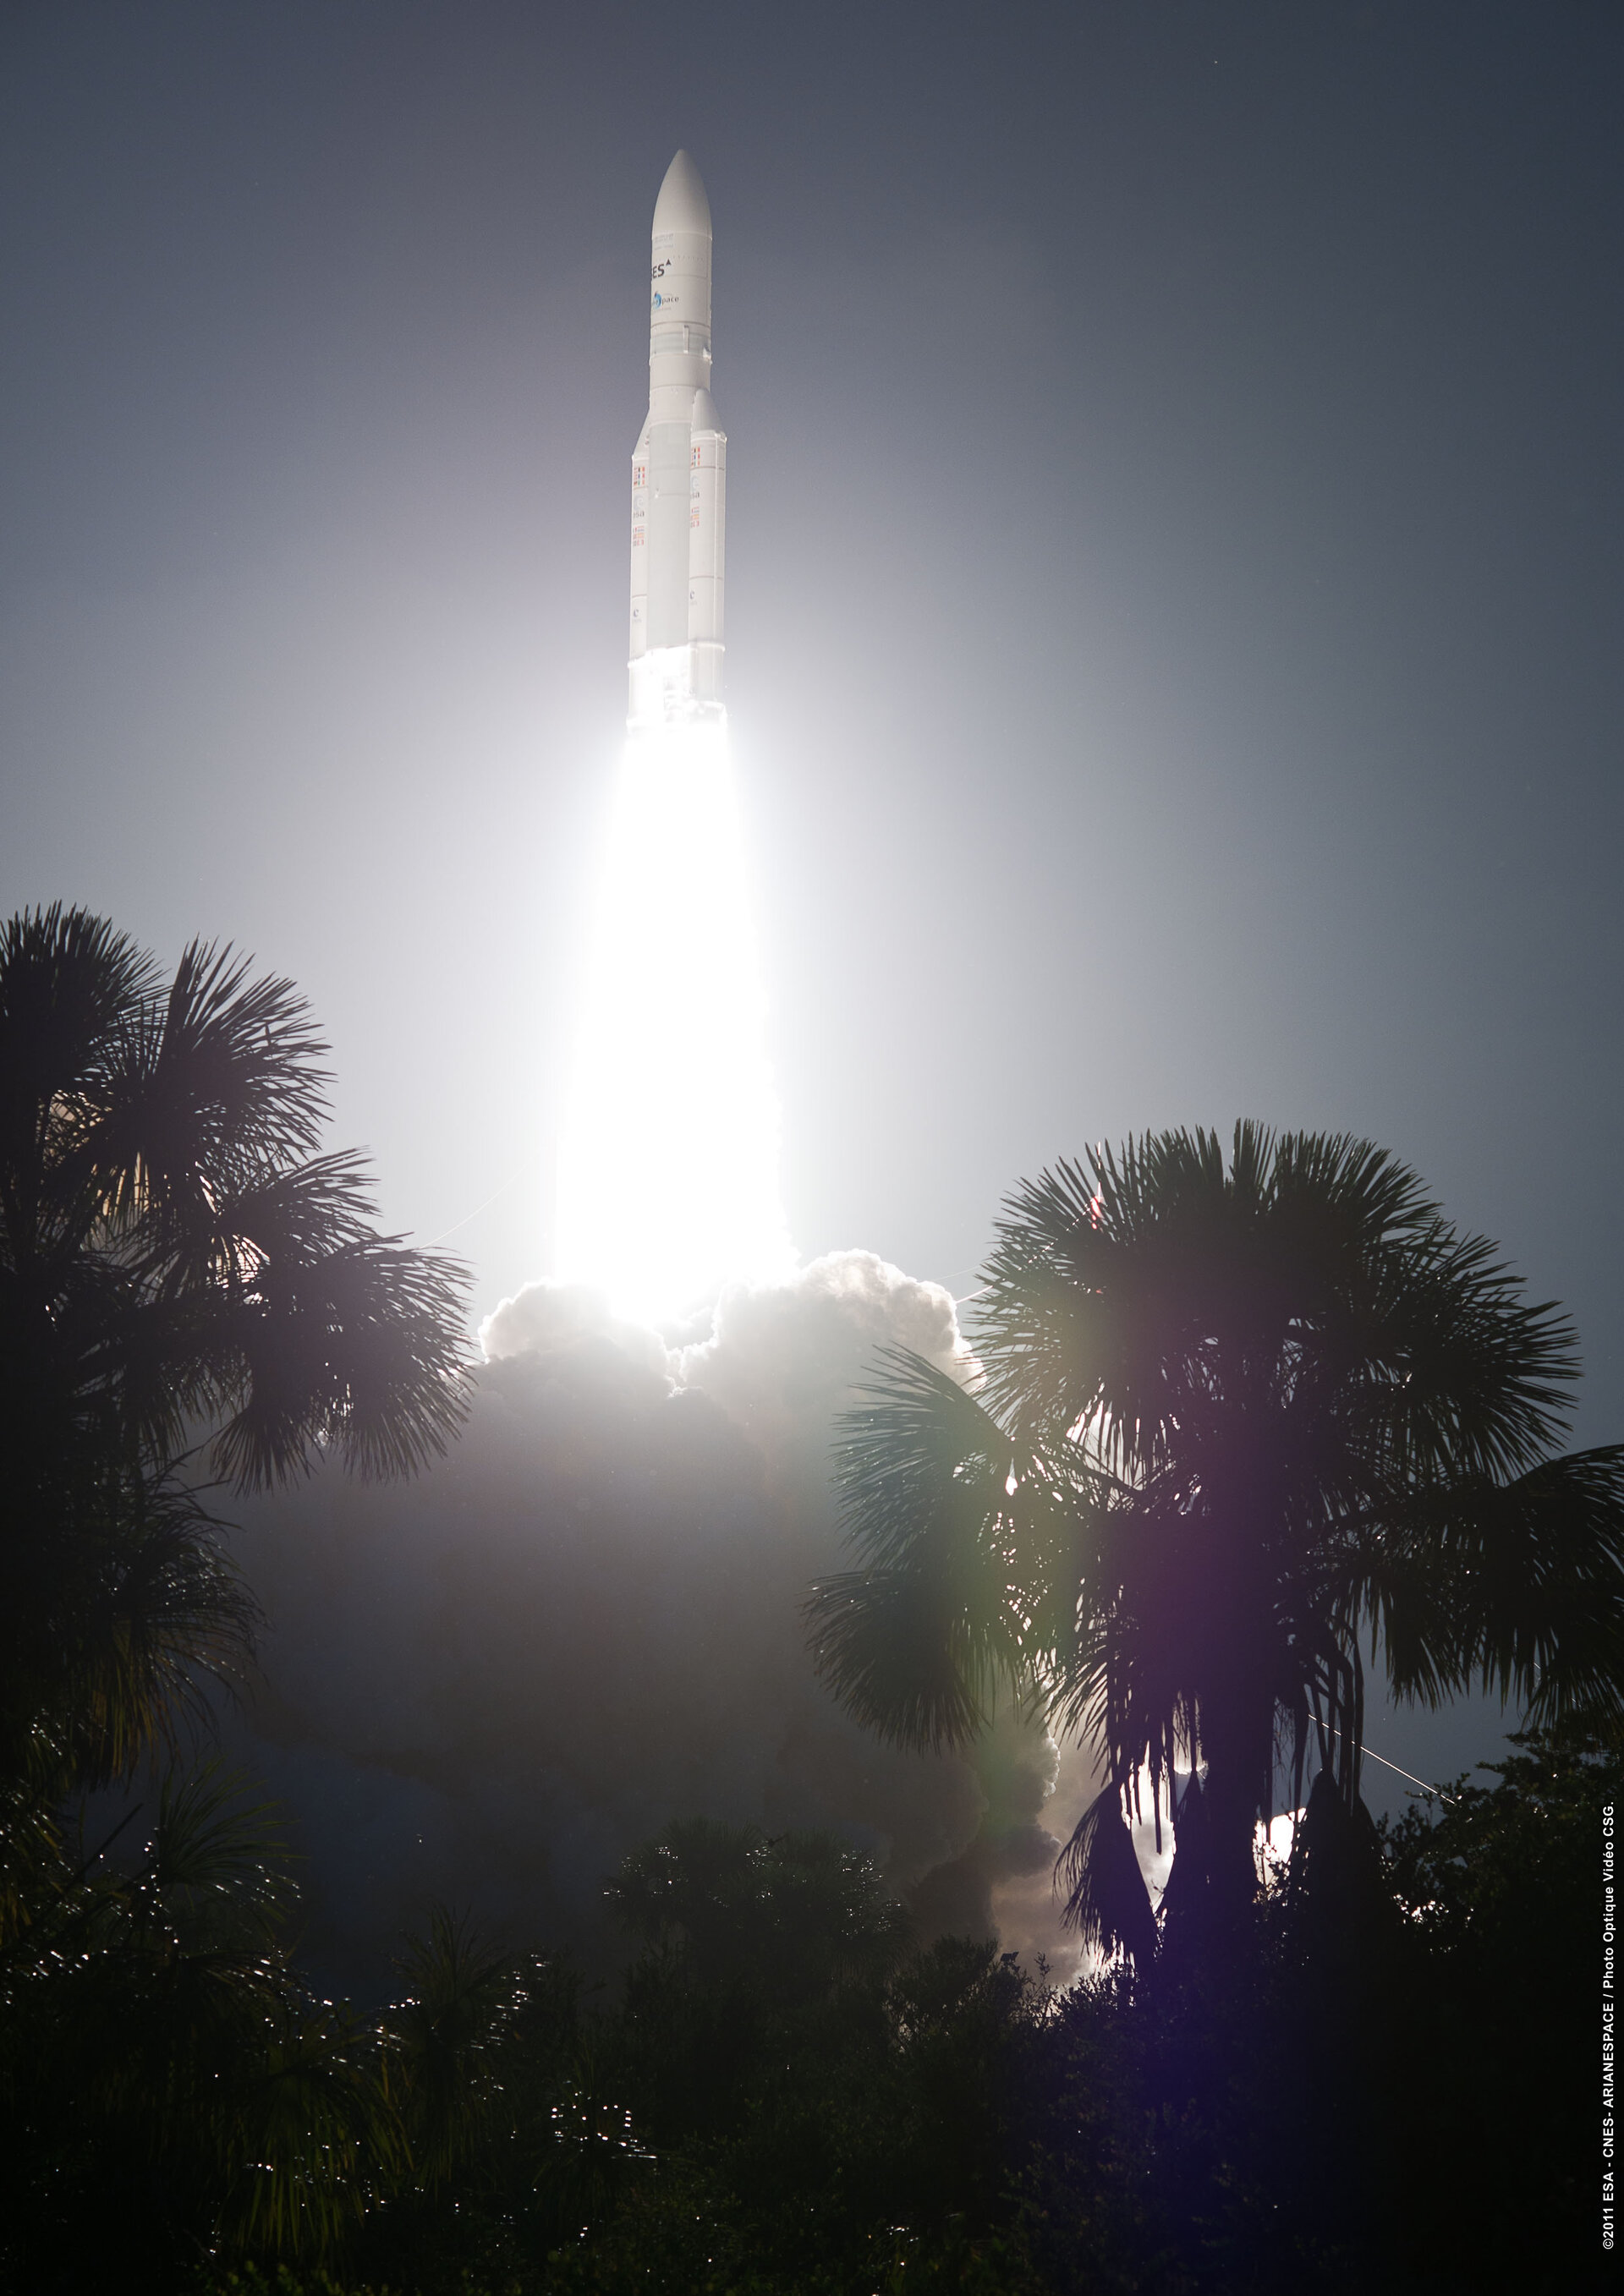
[555, 717, 797, 1323]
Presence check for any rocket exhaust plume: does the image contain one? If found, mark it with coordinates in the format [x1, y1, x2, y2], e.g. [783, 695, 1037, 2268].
[229, 173, 1084, 1975]
[556, 152, 795, 1323]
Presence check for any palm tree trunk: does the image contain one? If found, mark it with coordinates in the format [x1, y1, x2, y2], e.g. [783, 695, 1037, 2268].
[1191, 1672, 1275, 1944]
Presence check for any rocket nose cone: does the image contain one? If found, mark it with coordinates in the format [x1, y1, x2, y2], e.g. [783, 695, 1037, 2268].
[653, 149, 711, 237]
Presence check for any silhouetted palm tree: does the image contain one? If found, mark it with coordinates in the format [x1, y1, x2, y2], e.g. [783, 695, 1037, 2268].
[0, 903, 469, 1803]
[807, 1125, 1624, 1956]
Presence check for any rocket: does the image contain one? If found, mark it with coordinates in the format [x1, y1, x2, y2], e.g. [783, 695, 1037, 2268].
[628, 151, 725, 730]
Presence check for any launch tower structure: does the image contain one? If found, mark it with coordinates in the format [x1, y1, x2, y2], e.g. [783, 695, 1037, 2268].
[628, 151, 725, 731]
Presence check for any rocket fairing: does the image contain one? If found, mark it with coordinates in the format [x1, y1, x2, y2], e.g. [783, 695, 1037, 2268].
[628, 151, 725, 731]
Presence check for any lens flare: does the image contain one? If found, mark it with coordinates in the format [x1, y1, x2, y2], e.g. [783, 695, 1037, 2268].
[555, 715, 797, 1323]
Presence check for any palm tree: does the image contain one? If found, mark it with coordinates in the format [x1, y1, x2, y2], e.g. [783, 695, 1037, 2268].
[0, 903, 470, 1805]
[0, 1762, 409, 2279]
[807, 1125, 1624, 1957]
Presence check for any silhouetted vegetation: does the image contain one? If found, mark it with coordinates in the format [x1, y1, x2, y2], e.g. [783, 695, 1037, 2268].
[2, 956, 1612, 2293]
[0, 903, 469, 1827]
[3, 1751, 1616, 2292]
[0, 906, 469, 2283]
[809, 1126, 1624, 1967]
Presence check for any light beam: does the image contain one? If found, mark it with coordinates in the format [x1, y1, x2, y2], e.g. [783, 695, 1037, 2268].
[555, 715, 796, 1324]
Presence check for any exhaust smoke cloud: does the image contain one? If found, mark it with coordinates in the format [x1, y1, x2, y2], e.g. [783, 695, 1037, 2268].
[225, 1253, 1090, 1996]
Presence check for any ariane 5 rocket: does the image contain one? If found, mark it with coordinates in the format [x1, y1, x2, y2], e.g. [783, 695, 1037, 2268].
[628, 151, 725, 731]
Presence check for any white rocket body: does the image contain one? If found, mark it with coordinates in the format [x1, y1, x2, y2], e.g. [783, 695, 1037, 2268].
[628, 151, 725, 730]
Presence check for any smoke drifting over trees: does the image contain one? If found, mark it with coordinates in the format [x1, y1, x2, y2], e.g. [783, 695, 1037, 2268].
[228, 1252, 1089, 1992]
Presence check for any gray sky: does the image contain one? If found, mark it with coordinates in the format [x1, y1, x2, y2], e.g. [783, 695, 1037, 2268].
[3, 3, 1621, 1791]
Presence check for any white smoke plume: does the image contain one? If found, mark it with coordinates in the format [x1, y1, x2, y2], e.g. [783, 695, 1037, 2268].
[224, 1251, 1090, 1995]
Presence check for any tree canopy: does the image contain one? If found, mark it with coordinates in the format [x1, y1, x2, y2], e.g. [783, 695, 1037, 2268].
[807, 1123, 1624, 1951]
[0, 903, 470, 1802]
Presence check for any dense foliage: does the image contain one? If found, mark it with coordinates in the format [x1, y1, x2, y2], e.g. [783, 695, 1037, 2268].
[808, 1126, 1624, 1955]
[1, 1746, 1612, 2293]
[0, 904, 470, 2280]
[2, 952, 1610, 2296]
[0, 904, 469, 1816]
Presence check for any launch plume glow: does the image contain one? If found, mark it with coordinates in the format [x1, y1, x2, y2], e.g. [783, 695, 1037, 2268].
[555, 719, 795, 1323]
[555, 153, 795, 1323]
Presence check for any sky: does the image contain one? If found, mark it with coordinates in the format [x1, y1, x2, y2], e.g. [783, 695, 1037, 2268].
[5, 2, 1622, 1879]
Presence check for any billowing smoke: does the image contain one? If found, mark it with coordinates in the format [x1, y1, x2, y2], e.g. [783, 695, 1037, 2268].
[224, 1251, 1093, 1996]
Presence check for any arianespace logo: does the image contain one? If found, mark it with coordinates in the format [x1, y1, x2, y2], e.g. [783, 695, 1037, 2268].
[652, 292, 662, 308]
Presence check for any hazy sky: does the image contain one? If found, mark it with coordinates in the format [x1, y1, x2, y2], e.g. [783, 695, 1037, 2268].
[3, 0, 1621, 1438]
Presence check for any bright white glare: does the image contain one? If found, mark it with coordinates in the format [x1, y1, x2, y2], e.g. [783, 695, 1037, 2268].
[555, 716, 798, 1324]
[1256, 1809, 1297, 1874]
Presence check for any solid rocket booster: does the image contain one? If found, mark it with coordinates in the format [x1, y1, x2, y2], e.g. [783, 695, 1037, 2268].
[628, 151, 725, 730]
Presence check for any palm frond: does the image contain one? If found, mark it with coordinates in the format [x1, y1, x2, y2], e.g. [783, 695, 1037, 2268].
[804, 1565, 1001, 1752]
[207, 1230, 471, 1490]
[0, 1776, 68, 1949]
[101, 938, 332, 1197]
[1055, 1784, 1157, 1966]
[387, 1904, 514, 2187]
[804, 1349, 1052, 1751]
[0, 904, 158, 1129]
[1451, 1445, 1624, 1723]
[1, 1472, 258, 1795]
[135, 1762, 296, 1948]
[223, 2001, 406, 2255]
